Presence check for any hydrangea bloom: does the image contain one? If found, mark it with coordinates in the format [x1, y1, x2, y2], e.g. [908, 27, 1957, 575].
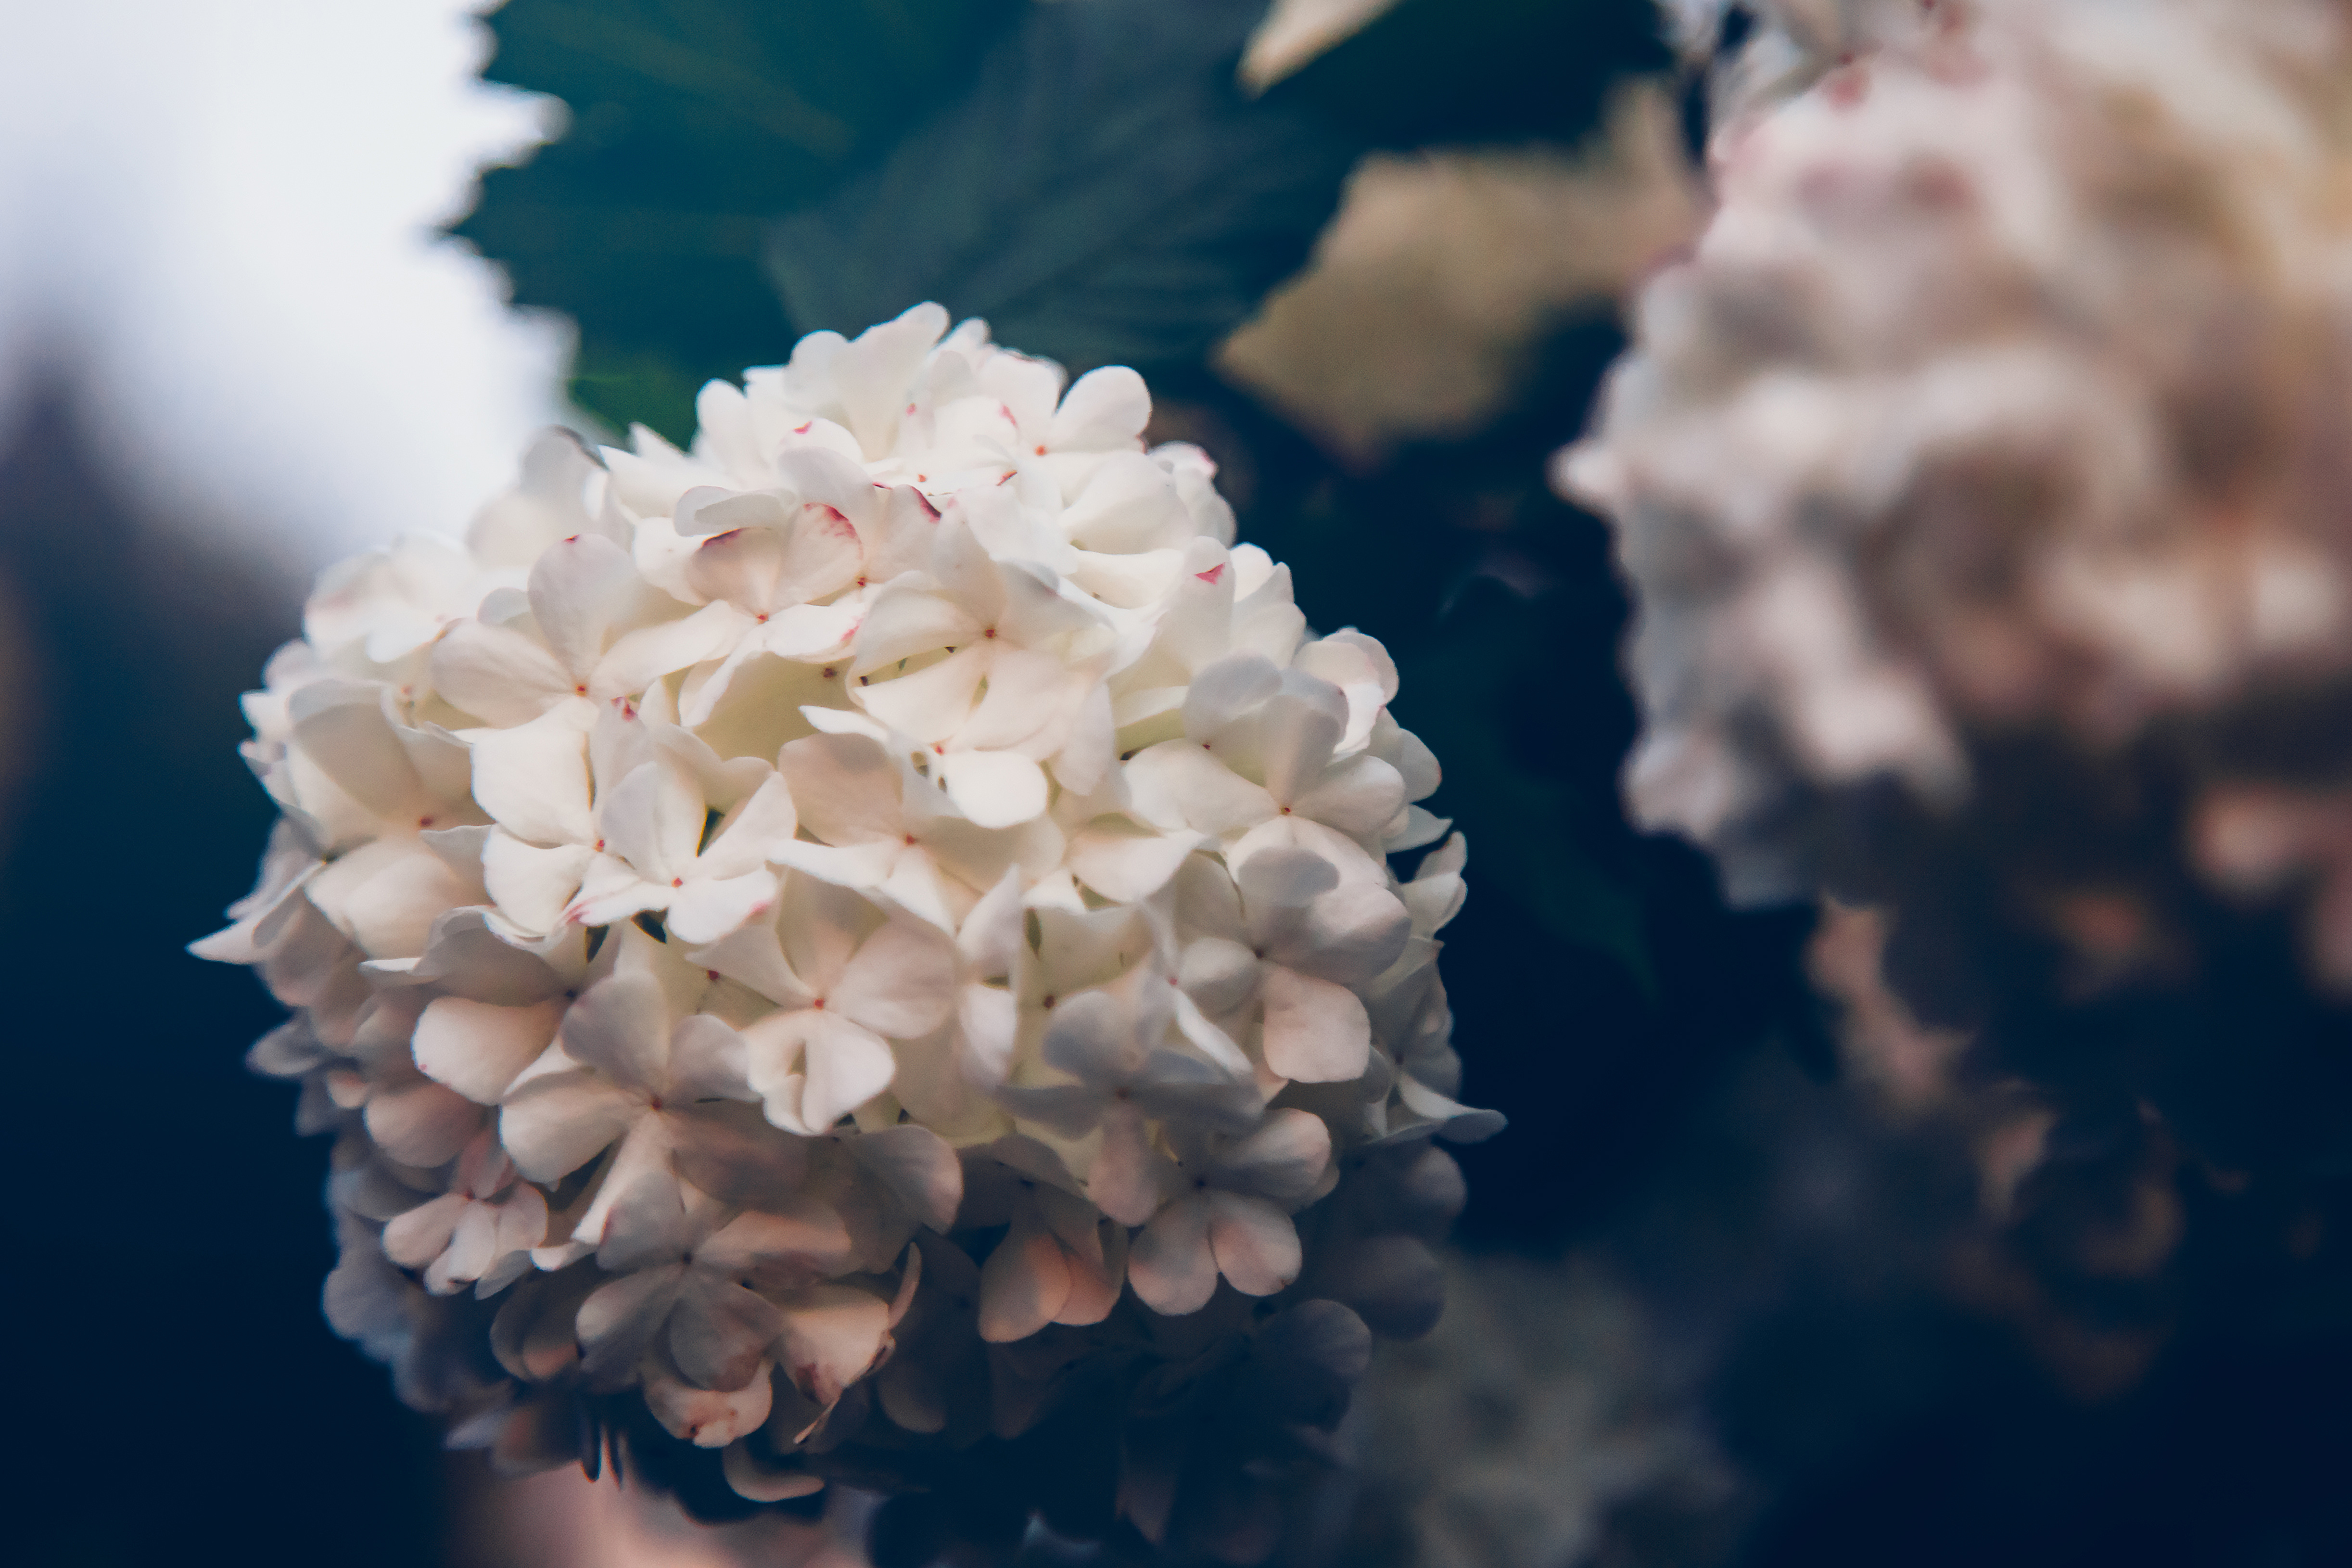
[1561, 0, 2352, 1371]
[202, 305, 1495, 1548]
[1562, 0, 2352, 965]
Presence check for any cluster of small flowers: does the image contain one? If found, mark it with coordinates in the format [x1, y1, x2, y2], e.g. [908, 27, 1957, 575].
[201, 305, 1495, 1524]
[1561, 0, 2352, 954]
[1561, 0, 2352, 1398]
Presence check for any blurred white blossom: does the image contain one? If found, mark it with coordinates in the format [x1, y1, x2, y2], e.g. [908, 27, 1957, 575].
[1563, 0, 2352, 961]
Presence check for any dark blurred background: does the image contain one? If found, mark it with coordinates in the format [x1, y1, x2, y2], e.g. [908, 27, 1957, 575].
[4, 2, 2350, 1565]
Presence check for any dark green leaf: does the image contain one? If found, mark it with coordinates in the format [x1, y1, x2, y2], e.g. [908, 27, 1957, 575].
[763, 0, 1359, 377]
[453, 0, 1023, 438]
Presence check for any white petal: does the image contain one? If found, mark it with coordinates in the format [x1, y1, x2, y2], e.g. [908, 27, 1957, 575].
[1045, 1194, 1124, 1326]
[1127, 1197, 1218, 1316]
[381, 1193, 467, 1270]
[1055, 681, 1116, 797]
[592, 602, 738, 701]
[490, 1186, 551, 1259]
[594, 1162, 698, 1272]
[1290, 880, 1414, 986]
[365, 1080, 481, 1167]
[1182, 655, 1283, 740]
[466, 711, 593, 844]
[600, 760, 706, 887]
[668, 1280, 786, 1391]
[1066, 819, 1197, 905]
[561, 862, 669, 931]
[781, 841, 898, 888]
[309, 839, 475, 959]
[1125, 742, 1275, 837]
[667, 869, 781, 945]
[668, 1015, 759, 1103]
[499, 1072, 641, 1183]
[1236, 845, 1341, 912]
[773, 443, 885, 527]
[646, 1364, 774, 1447]
[846, 1125, 964, 1231]
[684, 506, 863, 610]
[434, 1204, 504, 1292]
[482, 833, 593, 935]
[528, 534, 640, 680]
[1050, 365, 1150, 451]
[1380, 718, 1442, 800]
[799, 1014, 899, 1132]
[392, 905, 578, 1005]
[938, 750, 1048, 830]
[432, 621, 572, 727]
[833, 920, 959, 1038]
[577, 1265, 685, 1383]
[413, 996, 563, 1104]
[698, 775, 800, 875]
[853, 584, 984, 673]
[777, 731, 904, 846]
[700, 1198, 856, 1277]
[776, 1283, 892, 1406]
[1089, 1102, 1177, 1227]
[723, 1437, 826, 1502]
[753, 601, 862, 660]
[560, 972, 673, 1093]
[857, 644, 987, 740]
[979, 1212, 1073, 1343]
[1386, 804, 1453, 854]
[1179, 937, 1260, 1017]
[1259, 680, 1348, 805]
[1203, 1191, 1302, 1297]
[693, 918, 817, 1009]
[1214, 1107, 1332, 1207]
[1291, 753, 1407, 839]
[957, 648, 1082, 755]
[1397, 1075, 1508, 1144]
[860, 484, 947, 585]
[1060, 451, 1191, 552]
[958, 983, 1019, 1087]
[830, 302, 952, 455]
[958, 866, 1027, 974]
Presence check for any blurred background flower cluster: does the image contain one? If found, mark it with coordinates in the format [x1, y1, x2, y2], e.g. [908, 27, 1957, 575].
[4, 1, 2349, 1565]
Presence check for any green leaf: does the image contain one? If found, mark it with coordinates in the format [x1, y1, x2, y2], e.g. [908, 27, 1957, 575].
[763, 0, 1360, 376]
[453, 0, 1023, 439]
[565, 341, 709, 445]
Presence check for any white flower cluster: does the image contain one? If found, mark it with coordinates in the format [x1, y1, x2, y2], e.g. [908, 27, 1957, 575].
[1561, 0, 2352, 915]
[201, 305, 1494, 1506]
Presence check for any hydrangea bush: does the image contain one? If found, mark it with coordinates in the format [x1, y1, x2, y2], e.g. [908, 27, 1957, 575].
[199, 305, 1496, 1549]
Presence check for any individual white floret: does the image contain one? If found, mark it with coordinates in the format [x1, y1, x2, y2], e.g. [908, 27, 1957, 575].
[432, 534, 732, 729]
[1123, 1108, 1335, 1315]
[772, 728, 1057, 932]
[381, 1126, 548, 1296]
[698, 874, 961, 1135]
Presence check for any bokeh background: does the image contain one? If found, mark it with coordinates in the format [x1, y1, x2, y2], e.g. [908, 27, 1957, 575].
[3, 3, 2348, 1565]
